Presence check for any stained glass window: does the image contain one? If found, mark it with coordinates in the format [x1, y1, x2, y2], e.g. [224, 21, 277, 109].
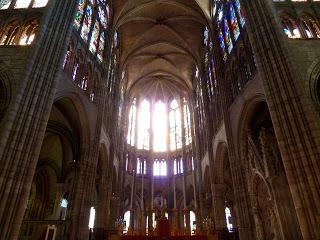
[138, 99, 150, 150]
[80, 3, 93, 41]
[224, 17, 233, 53]
[114, 31, 118, 49]
[137, 158, 147, 174]
[97, 32, 105, 61]
[89, 21, 100, 53]
[154, 101, 167, 152]
[19, 23, 38, 45]
[33, 0, 49, 8]
[14, 0, 32, 8]
[1, 0, 48, 9]
[153, 160, 167, 176]
[1, 0, 11, 9]
[183, 99, 192, 145]
[169, 99, 182, 151]
[174, 158, 183, 175]
[74, 0, 85, 29]
[74, 0, 110, 61]
[127, 98, 137, 146]
[234, 0, 245, 27]
[217, 7, 227, 61]
[214, 0, 246, 60]
[228, 1, 240, 41]
[98, 4, 108, 28]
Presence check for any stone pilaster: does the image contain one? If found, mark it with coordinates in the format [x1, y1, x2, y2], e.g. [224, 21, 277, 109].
[240, 0, 320, 238]
[0, 0, 77, 239]
[213, 184, 227, 230]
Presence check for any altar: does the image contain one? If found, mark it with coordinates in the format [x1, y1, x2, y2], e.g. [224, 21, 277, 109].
[120, 217, 208, 240]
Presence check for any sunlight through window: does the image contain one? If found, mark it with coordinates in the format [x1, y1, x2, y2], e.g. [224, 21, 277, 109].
[225, 207, 233, 232]
[153, 101, 167, 152]
[138, 99, 150, 150]
[153, 159, 167, 176]
[124, 211, 130, 232]
[88, 207, 96, 229]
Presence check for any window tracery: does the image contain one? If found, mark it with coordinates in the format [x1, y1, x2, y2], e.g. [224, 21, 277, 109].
[173, 157, 183, 175]
[153, 159, 167, 176]
[0, 19, 39, 46]
[214, 0, 245, 61]
[0, 0, 49, 9]
[126, 97, 192, 152]
[74, 0, 110, 62]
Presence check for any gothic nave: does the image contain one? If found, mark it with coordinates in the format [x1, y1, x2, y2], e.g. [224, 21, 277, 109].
[0, 0, 320, 239]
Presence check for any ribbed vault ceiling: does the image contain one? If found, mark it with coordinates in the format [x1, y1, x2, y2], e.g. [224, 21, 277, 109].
[114, 0, 210, 98]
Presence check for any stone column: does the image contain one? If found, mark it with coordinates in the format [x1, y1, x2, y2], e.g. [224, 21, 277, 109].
[0, 0, 77, 239]
[240, 0, 320, 238]
[53, 183, 65, 220]
[214, 30, 256, 240]
[95, 169, 110, 237]
[213, 184, 227, 230]
[189, 101, 203, 232]
[70, 70, 108, 239]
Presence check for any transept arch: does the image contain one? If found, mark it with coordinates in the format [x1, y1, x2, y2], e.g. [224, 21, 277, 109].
[19, 96, 87, 239]
[212, 142, 237, 232]
[237, 99, 302, 240]
[307, 57, 320, 114]
[0, 64, 12, 123]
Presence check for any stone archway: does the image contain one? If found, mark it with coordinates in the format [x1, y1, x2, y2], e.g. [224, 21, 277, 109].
[0, 66, 12, 123]
[251, 174, 279, 240]
[213, 142, 237, 233]
[94, 144, 109, 238]
[19, 96, 84, 239]
[240, 101, 302, 240]
[202, 165, 212, 219]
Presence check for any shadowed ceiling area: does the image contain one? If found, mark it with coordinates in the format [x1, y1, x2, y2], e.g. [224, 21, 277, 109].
[114, 0, 210, 98]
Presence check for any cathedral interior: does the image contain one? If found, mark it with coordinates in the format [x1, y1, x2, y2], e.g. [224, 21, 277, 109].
[1, 0, 320, 240]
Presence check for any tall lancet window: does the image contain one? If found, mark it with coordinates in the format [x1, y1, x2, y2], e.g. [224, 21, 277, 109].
[183, 99, 192, 145]
[80, 1, 93, 41]
[234, 0, 245, 27]
[138, 99, 150, 150]
[153, 159, 167, 176]
[153, 101, 167, 152]
[137, 158, 147, 175]
[228, 1, 240, 41]
[127, 98, 137, 146]
[169, 99, 182, 151]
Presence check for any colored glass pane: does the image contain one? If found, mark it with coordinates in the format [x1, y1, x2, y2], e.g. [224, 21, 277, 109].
[1, 0, 11, 9]
[228, 2, 240, 40]
[14, 0, 32, 8]
[89, 21, 100, 53]
[217, 7, 227, 61]
[234, 0, 245, 26]
[33, 0, 48, 7]
[218, 27, 227, 61]
[97, 32, 105, 61]
[114, 31, 118, 48]
[224, 17, 233, 53]
[74, 0, 85, 29]
[80, 3, 93, 41]
[98, 4, 108, 28]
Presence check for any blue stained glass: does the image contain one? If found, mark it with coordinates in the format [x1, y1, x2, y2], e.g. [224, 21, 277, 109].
[234, 0, 245, 27]
[228, 2, 240, 40]
[98, 4, 108, 29]
[89, 21, 100, 53]
[80, 4, 92, 41]
[97, 32, 105, 61]
[219, 28, 227, 61]
[224, 17, 233, 53]
[74, 0, 85, 29]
